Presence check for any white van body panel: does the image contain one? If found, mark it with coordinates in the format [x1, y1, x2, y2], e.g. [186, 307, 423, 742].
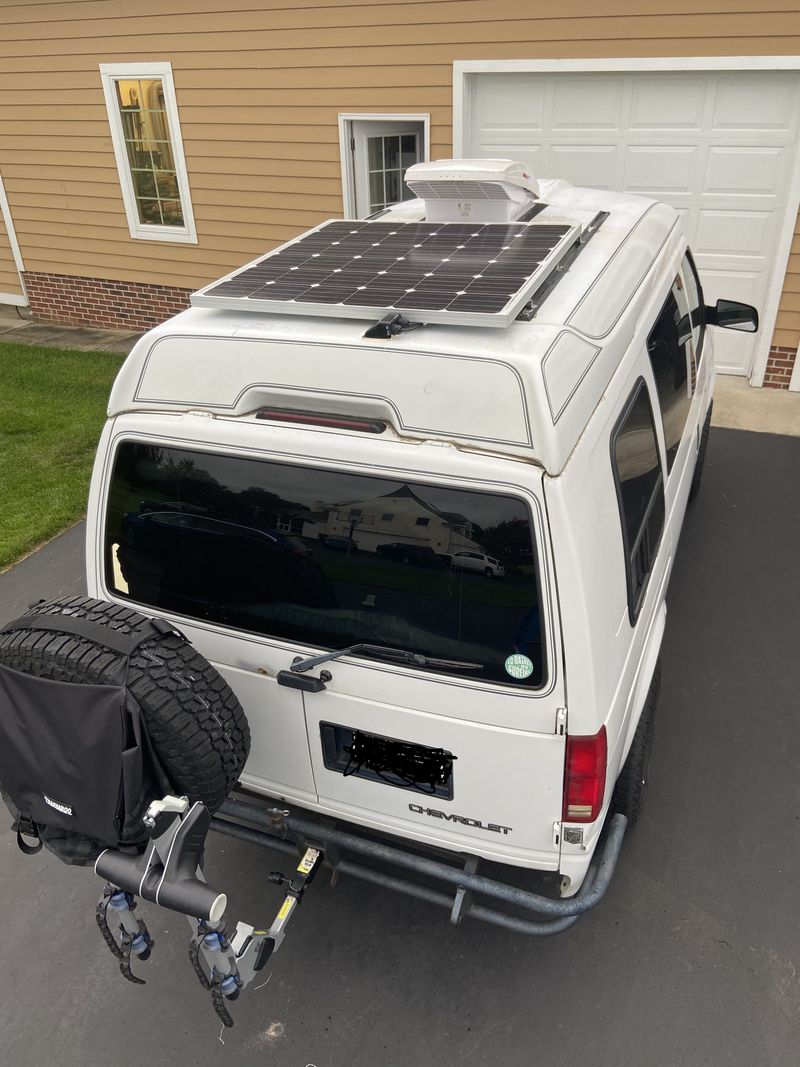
[85, 175, 733, 895]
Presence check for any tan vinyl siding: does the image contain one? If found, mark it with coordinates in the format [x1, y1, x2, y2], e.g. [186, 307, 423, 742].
[0, 0, 799, 357]
[773, 212, 800, 349]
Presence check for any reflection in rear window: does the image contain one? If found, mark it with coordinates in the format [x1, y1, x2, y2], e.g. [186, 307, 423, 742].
[105, 442, 547, 688]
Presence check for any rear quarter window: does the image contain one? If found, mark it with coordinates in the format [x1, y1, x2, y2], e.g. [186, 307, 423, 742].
[611, 380, 666, 623]
[646, 277, 693, 473]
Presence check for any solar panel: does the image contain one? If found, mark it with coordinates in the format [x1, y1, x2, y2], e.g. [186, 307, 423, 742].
[191, 218, 581, 328]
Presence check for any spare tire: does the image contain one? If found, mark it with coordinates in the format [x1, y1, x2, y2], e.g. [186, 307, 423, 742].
[0, 595, 250, 813]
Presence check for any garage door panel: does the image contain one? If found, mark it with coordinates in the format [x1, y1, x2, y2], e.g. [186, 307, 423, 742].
[696, 267, 762, 373]
[704, 146, 788, 197]
[694, 268, 762, 304]
[703, 329, 754, 375]
[477, 142, 545, 172]
[475, 73, 547, 129]
[711, 76, 798, 132]
[550, 144, 617, 187]
[696, 210, 774, 258]
[476, 133, 540, 149]
[674, 207, 693, 232]
[623, 144, 699, 195]
[551, 78, 623, 131]
[629, 78, 706, 131]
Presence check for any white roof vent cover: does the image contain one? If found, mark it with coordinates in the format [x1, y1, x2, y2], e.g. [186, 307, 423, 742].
[405, 159, 539, 223]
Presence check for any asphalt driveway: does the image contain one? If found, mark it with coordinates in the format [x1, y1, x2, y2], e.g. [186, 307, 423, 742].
[0, 426, 799, 1067]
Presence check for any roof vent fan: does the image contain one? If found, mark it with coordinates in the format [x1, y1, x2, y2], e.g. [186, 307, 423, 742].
[404, 159, 539, 223]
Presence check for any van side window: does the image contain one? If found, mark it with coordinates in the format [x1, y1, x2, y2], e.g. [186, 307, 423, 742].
[646, 278, 693, 472]
[682, 250, 705, 369]
[611, 380, 665, 624]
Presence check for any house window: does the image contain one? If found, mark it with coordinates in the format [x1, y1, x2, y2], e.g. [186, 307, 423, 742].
[611, 379, 665, 624]
[100, 62, 196, 243]
[381, 512, 394, 521]
[415, 517, 430, 527]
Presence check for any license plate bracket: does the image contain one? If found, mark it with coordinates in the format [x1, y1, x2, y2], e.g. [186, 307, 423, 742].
[320, 722, 455, 800]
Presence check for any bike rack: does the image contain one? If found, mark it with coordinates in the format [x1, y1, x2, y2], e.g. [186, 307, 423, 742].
[94, 794, 323, 1028]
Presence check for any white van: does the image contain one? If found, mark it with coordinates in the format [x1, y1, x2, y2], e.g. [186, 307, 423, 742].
[85, 160, 757, 928]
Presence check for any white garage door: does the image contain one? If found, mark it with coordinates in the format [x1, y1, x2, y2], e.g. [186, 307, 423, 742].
[464, 70, 800, 376]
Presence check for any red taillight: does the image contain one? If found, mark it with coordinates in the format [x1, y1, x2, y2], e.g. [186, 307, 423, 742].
[256, 407, 386, 434]
[563, 726, 607, 823]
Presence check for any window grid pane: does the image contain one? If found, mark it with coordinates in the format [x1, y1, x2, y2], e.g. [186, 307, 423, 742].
[384, 135, 400, 171]
[115, 76, 184, 228]
[366, 132, 421, 211]
[368, 168, 385, 212]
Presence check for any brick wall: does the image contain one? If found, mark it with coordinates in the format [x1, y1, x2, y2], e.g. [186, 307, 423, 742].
[763, 346, 798, 389]
[23, 271, 191, 332]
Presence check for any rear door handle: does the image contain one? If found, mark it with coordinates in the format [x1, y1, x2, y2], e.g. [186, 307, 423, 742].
[276, 670, 332, 693]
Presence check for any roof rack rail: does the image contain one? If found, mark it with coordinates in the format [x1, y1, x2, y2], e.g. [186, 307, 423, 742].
[516, 211, 609, 322]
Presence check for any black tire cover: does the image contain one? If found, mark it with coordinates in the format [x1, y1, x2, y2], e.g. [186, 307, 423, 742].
[0, 596, 250, 813]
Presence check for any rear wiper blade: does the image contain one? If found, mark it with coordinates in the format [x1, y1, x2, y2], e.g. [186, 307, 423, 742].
[290, 642, 484, 674]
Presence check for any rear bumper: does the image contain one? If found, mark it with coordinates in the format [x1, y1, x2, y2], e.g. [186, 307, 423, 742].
[213, 795, 628, 936]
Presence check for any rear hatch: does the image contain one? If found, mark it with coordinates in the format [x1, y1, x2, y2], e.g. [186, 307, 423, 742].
[94, 415, 566, 868]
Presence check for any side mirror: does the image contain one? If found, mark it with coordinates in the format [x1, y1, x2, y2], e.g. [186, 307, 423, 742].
[705, 298, 759, 333]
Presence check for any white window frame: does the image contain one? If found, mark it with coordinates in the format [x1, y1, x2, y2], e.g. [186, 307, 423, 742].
[338, 113, 430, 219]
[0, 169, 27, 306]
[100, 61, 197, 244]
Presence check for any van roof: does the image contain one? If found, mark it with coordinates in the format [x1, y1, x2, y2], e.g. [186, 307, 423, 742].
[108, 180, 683, 475]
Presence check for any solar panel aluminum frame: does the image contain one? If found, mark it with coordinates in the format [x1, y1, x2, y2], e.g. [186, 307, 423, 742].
[191, 218, 583, 329]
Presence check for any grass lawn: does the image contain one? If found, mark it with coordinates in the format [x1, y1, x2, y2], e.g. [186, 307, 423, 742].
[0, 341, 124, 570]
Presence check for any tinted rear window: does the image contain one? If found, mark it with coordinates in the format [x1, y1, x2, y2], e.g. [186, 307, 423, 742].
[104, 443, 547, 688]
[611, 380, 665, 622]
[647, 278, 693, 473]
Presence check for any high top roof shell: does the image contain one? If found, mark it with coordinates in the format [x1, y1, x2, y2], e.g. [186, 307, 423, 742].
[108, 181, 682, 475]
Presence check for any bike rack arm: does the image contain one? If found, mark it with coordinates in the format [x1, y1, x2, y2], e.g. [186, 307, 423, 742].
[96, 802, 226, 923]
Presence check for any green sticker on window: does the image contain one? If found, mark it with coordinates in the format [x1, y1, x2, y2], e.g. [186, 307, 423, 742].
[504, 654, 533, 680]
